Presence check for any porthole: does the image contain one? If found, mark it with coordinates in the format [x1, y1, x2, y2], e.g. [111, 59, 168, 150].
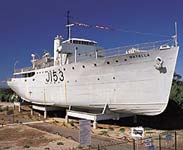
[63, 68, 66, 71]
[67, 81, 69, 83]
[72, 67, 75, 70]
[25, 79, 27, 82]
[75, 80, 77, 82]
[97, 78, 100, 80]
[124, 59, 127, 61]
[115, 60, 119, 63]
[129, 56, 132, 59]
[32, 79, 35, 81]
[107, 61, 110, 64]
[113, 77, 116, 80]
[82, 65, 85, 68]
[94, 63, 97, 67]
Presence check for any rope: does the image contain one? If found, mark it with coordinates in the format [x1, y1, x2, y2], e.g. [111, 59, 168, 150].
[73, 21, 170, 38]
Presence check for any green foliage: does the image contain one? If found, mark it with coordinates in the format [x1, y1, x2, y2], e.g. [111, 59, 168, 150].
[170, 73, 183, 108]
[23, 145, 30, 148]
[99, 130, 108, 136]
[69, 120, 74, 126]
[3, 146, 11, 149]
[57, 142, 64, 145]
[119, 127, 125, 133]
[0, 88, 15, 102]
[144, 127, 153, 131]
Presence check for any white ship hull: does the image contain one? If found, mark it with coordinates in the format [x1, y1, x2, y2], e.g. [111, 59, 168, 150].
[7, 46, 179, 116]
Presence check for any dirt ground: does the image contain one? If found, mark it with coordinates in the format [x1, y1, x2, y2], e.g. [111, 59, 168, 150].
[0, 125, 79, 150]
[0, 102, 183, 150]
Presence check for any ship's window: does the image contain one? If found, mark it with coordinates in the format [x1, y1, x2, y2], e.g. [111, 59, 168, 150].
[67, 81, 69, 83]
[78, 53, 81, 56]
[129, 56, 132, 59]
[107, 61, 110, 64]
[72, 67, 75, 70]
[75, 80, 77, 82]
[32, 79, 35, 81]
[147, 54, 150, 56]
[138, 55, 141, 57]
[113, 77, 116, 79]
[115, 60, 119, 63]
[124, 59, 127, 61]
[25, 79, 27, 82]
[133, 56, 135, 58]
[97, 78, 100, 80]
[82, 65, 85, 68]
[63, 68, 66, 71]
[94, 63, 97, 67]
[22, 72, 35, 78]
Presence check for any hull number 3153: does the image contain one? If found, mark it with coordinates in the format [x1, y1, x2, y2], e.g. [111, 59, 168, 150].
[46, 69, 64, 83]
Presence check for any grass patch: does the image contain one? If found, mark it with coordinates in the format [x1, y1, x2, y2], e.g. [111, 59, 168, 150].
[99, 130, 108, 136]
[78, 145, 83, 149]
[57, 142, 64, 145]
[119, 128, 125, 133]
[144, 127, 153, 130]
[146, 131, 154, 134]
[3, 147, 11, 149]
[69, 120, 74, 126]
[23, 145, 30, 149]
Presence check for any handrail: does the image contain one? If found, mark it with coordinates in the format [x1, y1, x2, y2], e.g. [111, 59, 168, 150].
[14, 39, 174, 74]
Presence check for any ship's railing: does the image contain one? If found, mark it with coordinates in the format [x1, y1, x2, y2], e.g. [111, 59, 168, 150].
[14, 61, 54, 74]
[14, 39, 174, 74]
[89, 39, 174, 59]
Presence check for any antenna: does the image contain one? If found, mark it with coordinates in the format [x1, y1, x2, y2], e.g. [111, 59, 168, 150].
[175, 22, 178, 47]
[66, 11, 71, 39]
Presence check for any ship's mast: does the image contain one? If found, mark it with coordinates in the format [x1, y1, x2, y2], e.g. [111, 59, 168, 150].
[66, 11, 74, 40]
[66, 11, 70, 39]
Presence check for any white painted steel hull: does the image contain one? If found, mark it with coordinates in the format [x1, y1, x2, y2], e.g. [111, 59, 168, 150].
[7, 47, 179, 115]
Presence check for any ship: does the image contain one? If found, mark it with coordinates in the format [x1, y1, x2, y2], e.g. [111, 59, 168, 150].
[7, 18, 179, 116]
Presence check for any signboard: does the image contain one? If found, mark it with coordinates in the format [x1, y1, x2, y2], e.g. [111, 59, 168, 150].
[79, 120, 91, 146]
[148, 145, 156, 150]
[144, 137, 153, 147]
[131, 127, 144, 139]
[165, 134, 172, 142]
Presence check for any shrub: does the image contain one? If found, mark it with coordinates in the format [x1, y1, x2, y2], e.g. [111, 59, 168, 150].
[57, 142, 64, 145]
[119, 128, 125, 133]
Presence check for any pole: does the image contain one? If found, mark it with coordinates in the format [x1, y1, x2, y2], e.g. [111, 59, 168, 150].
[133, 139, 136, 150]
[13, 60, 18, 74]
[175, 131, 177, 150]
[159, 134, 161, 150]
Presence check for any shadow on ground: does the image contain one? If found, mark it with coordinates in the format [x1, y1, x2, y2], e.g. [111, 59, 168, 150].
[99, 100, 183, 130]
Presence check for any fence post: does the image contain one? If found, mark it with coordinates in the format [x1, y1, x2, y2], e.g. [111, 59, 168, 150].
[133, 139, 136, 150]
[175, 131, 177, 150]
[159, 134, 161, 150]
[97, 144, 100, 150]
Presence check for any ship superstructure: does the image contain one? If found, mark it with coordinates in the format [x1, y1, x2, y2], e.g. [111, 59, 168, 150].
[7, 21, 179, 116]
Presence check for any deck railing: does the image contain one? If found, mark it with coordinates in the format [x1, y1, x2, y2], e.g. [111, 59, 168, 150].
[14, 39, 174, 74]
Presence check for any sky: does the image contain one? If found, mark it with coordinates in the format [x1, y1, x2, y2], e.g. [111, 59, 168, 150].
[0, 0, 182, 83]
